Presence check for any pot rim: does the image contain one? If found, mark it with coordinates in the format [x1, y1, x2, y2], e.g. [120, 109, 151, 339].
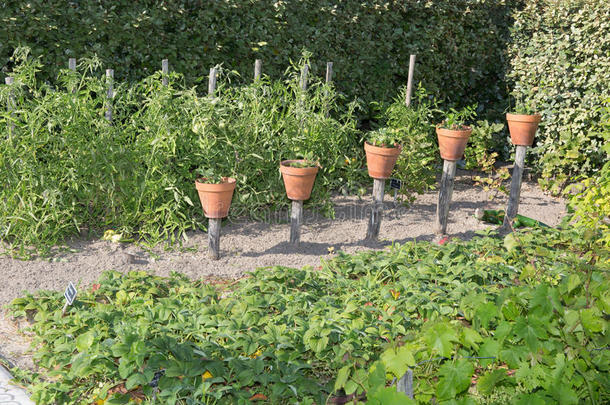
[195, 177, 237, 192]
[364, 141, 402, 150]
[280, 160, 321, 176]
[506, 113, 542, 123]
[436, 126, 472, 138]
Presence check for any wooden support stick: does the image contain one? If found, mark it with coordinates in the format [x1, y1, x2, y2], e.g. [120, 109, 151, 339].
[162, 59, 169, 86]
[5, 77, 14, 138]
[300, 64, 309, 91]
[325, 62, 333, 84]
[105, 69, 114, 123]
[208, 218, 222, 260]
[503, 145, 527, 229]
[69, 58, 76, 71]
[290, 200, 303, 244]
[208, 67, 217, 96]
[405, 54, 416, 107]
[366, 178, 385, 240]
[435, 160, 457, 235]
[254, 59, 262, 80]
[397, 369, 414, 399]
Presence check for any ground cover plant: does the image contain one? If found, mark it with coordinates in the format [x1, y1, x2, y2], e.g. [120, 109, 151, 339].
[8, 226, 609, 404]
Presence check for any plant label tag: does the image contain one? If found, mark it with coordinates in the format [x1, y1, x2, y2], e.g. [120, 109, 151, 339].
[390, 178, 402, 190]
[64, 282, 77, 306]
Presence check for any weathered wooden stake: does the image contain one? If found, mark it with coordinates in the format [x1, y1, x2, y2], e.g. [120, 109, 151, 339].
[68, 58, 76, 71]
[397, 369, 414, 399]
[254, 59, 262, 81]
[162, 59, 169, 86]
[325, 62, 333, 84]
[208, 218, 222, 260]
[5, 76, 15, 137]
[208, 67, 217, 96]
[290, 200, 303, 244]
[105, 69, 114, 123]
[300, 64, 309, 91]
[503, 145, 527, 229]
[366, 178, 385, 240]
[405, 54, 416, 107]
[435, 160, 457, 235]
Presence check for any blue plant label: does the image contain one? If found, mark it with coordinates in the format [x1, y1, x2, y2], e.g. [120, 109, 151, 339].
[390, 178, 402, 190]
[64, 282, 77, 306]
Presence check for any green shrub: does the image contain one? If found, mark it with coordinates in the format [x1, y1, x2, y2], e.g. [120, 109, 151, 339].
[0, 51, 365, 256]
[507, 0, 610, 188]
[0, 0, 518, 115]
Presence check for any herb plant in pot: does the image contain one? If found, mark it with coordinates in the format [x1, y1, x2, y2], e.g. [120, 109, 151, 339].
[194, 168, 236, 218]
[280, 159, 320, 201]
[364, 127, 402, 179]
[436, 107, 476, 161]
[506, 98, 541, 146]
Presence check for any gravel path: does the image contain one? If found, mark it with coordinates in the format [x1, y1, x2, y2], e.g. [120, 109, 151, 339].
[0, 171, 566, 305]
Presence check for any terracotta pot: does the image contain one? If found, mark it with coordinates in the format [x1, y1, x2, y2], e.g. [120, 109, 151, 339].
[195, 177, 236, 218]
[436, 126, 472, 161]
[364, 142, 402, 179]
[280, 160, 319, 201]
[506, 113, 541, 146]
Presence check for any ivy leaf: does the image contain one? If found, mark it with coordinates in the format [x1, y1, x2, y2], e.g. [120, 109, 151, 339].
[436, 360, 474, 401]
[380, 346, 415, 378]
[425, 322, 459, 358]
[477, 369, 507, 395]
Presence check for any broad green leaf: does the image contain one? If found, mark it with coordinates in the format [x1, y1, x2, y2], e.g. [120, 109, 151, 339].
[380, 346, 415, 378]
[75, 331, 94, 352]
[436, 360, 474, 401]
[425, 322, 459, 358]
[477, 369, 507, 395]
[580, 308, 605, 334]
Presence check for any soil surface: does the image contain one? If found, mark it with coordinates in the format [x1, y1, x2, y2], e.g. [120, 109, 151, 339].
[0, 172, 566, 370]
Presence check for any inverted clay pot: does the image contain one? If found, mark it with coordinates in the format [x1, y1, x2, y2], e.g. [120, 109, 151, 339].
[436, 126, 472, 161]
[506, 113, 541, 146]
[195, 177, 236, 218]
[280, 160, 319, 201]
[364, 142, 402, 179]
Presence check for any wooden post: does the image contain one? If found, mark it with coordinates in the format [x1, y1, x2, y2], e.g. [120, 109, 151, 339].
[435, 160, 457, 235]
[405, 54, 416, 107]
[397, 369, 414, 399]
[300, 64, 309, 91]
[289, 200, 303, 244]
[68, 58, 76, 71]
[503, 145, 527, 229]
[162, 59, 169, 86]
[366, 178, 385, 240]
[208, 218, 221, 260]
[325, 62, 333, 84]
[254, 59, 262, 81]
[5, 77, 15, 138]
[105, 69, 114, 123]
[208, 67, 217, 96]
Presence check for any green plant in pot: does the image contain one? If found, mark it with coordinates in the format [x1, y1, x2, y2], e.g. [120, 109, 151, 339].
[194, 168, 236, 219]
[436, 106, 476, 161]
[506, 92, 541, 146]
[364, 127, 402, 179]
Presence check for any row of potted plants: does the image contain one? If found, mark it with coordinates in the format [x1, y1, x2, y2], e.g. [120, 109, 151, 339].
[194, 111, 541, 220]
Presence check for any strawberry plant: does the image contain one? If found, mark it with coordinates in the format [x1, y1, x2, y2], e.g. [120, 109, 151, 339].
[8, 226, 608, 404]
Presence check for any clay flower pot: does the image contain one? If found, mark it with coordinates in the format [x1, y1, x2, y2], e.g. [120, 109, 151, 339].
[280, 160, 319, 201]
[364, 142, 402, 179]
[506, 113, 541, 146]
[195, 177, 236, 218]
[436, 126, 472, 161]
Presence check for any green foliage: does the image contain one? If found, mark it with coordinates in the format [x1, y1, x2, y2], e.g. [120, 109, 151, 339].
[194, 168, 224, 185]
[284, 160, 318, 169]
[438, 105, 477, 130]
[378, 87, 439, 203]
[507, 0, 610, 187]
[0, 0, 518, 117]
[366, 127, 401, 148]
[466, 120, 510, 197]
[9, 226, 609, 404]
[0, 52, 365, 257]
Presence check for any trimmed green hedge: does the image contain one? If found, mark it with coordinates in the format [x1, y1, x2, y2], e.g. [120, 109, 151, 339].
[0, 0, 517, 115]
[507, 0, 610, 189]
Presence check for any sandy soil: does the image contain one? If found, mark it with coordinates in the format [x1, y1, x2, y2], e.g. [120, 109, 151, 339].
[0, 171, 566, 370]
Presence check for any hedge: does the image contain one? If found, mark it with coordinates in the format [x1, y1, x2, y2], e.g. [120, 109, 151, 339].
[507, 0, 610, 190]
[0, 0, 517, 116]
